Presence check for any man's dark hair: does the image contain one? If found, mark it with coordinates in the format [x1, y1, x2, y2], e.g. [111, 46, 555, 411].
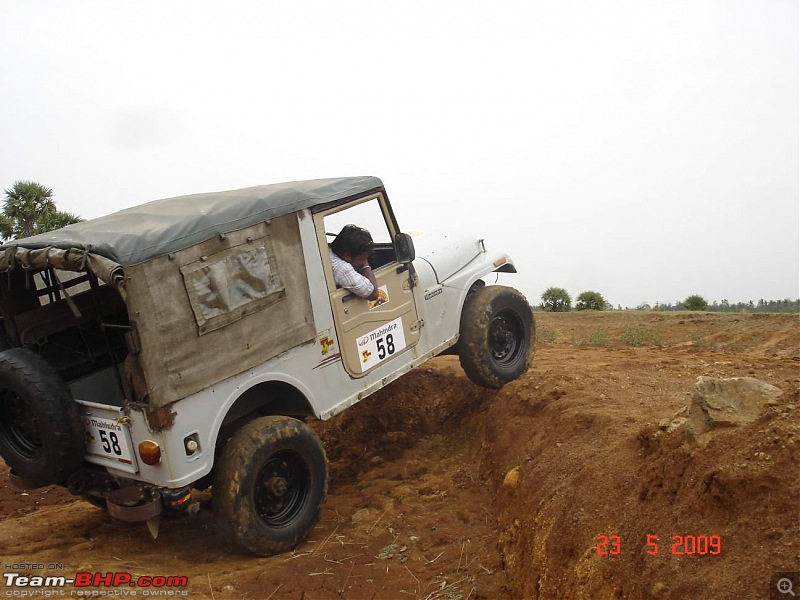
[331, 224, 374, 257]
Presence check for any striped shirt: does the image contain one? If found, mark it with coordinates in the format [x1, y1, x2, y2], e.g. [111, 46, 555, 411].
[329, 248, 375, 298]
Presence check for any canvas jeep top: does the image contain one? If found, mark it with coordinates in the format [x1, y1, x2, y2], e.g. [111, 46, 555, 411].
[0, 176, 534, 555]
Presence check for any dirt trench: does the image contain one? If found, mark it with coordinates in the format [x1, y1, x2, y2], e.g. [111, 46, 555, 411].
[0, 312, 798, 599]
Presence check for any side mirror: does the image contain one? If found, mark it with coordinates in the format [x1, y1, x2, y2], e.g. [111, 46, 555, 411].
[394, 233, 415, 264]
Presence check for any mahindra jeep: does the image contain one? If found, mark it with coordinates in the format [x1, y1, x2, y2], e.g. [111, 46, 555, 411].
[0, 176, 534, 555]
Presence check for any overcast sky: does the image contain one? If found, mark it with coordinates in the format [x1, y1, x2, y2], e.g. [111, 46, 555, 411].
[1, 0, 797, 308]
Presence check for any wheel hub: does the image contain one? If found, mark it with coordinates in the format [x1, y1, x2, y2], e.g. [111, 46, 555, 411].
[264, 476, 288, 498]
[488, 312, 523, 364]
[253, 451, 310, 526]
[490, 317, 515, 358]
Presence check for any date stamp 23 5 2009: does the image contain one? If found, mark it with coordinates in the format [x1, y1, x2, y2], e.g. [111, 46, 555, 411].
[595, 534, 722, 557]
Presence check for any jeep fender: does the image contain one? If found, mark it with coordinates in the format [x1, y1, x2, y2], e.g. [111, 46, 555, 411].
[212, 374, 318, 446]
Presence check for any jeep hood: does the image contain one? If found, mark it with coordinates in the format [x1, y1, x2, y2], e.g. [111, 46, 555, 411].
[410, 231, 486, 283]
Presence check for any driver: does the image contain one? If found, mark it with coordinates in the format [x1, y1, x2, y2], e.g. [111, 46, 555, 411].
[329, 224, 380, 301]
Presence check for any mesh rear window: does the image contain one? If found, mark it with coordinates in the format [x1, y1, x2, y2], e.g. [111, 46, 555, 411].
[180, 238, 285, 335]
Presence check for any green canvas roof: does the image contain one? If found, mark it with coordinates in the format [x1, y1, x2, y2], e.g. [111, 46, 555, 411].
[1, 176, 383, 267]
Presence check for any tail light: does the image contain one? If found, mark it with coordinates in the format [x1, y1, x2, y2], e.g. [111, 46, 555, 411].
[138, 440, 161, 465]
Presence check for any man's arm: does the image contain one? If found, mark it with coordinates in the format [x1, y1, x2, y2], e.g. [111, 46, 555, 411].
[330, 249, 379, 300]
[358, 265, 380, 301]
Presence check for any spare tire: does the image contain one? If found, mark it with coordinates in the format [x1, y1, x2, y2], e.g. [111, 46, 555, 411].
[0, 348, 86, 488]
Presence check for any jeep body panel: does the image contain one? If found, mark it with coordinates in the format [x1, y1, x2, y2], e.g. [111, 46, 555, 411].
[103, 216, 511, 489]
[413, 231, 491, 283]
[0, 176, 525, 495]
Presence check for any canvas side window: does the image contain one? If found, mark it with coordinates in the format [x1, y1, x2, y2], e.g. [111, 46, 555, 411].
[180, 238, 285, 335]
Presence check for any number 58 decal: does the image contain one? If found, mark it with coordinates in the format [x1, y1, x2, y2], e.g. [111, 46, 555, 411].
[357, 317, 407, 372]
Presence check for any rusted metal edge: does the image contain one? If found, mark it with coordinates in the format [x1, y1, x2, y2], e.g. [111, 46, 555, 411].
[106, 486, 163, 522]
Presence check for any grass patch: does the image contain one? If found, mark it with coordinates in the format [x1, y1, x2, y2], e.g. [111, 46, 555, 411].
[539, 328, 559, 344]
[569, 331, 606, 347]
[692, 334, 710, 349]
[620, 324, 663, 347]
[589, 331, 608, 346]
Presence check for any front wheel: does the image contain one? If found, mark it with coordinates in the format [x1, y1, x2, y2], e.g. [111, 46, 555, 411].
[458, 285, 535, 389]
[213, 416, 328, 556]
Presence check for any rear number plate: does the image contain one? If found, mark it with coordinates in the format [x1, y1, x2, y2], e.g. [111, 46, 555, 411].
[84, 416, 134, 465]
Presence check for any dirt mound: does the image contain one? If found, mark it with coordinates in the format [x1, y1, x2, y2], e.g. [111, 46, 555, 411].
[484, 312, 799, 599]
[0, 311, 797, 599]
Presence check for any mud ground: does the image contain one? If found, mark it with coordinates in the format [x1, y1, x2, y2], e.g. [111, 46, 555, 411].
[1, 311, 798, 599]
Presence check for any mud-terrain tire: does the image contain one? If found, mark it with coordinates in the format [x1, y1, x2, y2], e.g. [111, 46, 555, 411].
[213, 415, 328, 556]
[458, 285, 535, 389]
[0, 348, 86, 488]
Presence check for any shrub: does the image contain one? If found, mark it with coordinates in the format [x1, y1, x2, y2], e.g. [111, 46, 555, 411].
[684, 294, 708, 311]
[541, 287, 571, 312]
[576, 290, 607, 311]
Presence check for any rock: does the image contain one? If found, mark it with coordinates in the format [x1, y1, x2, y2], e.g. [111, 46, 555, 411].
[657, 406, 689, 434]
[503, 466, 521, 489]
[377, 543, 407, 560]
[687, 376, 782, 443]
[351, 507, 380, 524]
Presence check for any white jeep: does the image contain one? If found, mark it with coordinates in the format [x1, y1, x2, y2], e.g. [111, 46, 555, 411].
[0, 176, 534, 555]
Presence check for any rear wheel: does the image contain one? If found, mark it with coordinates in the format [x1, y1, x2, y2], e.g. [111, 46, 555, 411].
[458, 286, 535, 389]
[213, 416, 328, 556]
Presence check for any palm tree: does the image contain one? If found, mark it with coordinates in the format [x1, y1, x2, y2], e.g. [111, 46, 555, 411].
[0, 214, 14, 241]
[1, 181, 83, 241]
[35, 209, 83, 235]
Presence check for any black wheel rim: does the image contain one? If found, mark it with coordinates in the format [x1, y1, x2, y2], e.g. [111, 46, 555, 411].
[253, 450, 310, 528]
[0, 389, 43, 460]
[488, 309, 525, 366]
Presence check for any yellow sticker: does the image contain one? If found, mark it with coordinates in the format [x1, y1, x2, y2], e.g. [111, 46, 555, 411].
[319, 336, 335, 356]
[368, 285, 389, 310]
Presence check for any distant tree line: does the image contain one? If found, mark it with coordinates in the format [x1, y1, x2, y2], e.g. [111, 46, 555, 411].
[539, 287, 799, 313]
[648, 298, 799, 314]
